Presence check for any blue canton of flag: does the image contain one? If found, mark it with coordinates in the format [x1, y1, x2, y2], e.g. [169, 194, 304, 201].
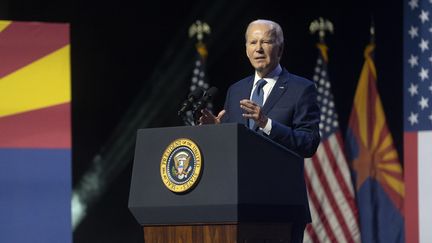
[189, 56, 209, 93]
[405, 0, 432, 131]
[314, 54, 339, 139]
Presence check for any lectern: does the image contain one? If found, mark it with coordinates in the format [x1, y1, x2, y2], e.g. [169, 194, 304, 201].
[128, 123, 310, 243]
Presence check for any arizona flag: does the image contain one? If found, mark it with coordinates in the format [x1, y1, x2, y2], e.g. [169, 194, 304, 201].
[346, 44, 405, 243]
[0, 21, 71, 242]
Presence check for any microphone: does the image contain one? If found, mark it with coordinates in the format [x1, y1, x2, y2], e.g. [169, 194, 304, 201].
[192, 87, 218, 115]
[178, 88, 204, 116]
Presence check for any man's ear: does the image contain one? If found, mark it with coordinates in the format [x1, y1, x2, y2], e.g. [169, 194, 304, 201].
[278, 44, 284, 58]
[246, 44, 250, 58]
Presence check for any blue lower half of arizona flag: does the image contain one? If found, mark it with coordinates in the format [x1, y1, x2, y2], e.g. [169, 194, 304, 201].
[356, 178, 405, 243]
[0, 148, 71, 243]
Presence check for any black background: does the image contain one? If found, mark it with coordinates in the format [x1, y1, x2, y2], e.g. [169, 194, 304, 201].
[0, 0, 402, 242]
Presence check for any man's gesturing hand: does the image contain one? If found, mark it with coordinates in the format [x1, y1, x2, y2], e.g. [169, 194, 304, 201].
[240, 99, 268, 128]
[199, 109, 226, 125]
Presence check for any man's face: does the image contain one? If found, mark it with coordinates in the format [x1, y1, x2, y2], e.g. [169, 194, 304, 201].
[246, 23, 282, 77]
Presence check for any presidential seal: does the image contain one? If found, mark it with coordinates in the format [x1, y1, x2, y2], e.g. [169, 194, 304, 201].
[160, 138, 202, 193]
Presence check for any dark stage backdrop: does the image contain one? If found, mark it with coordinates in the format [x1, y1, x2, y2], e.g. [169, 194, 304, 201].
[0, 0, 401, 242]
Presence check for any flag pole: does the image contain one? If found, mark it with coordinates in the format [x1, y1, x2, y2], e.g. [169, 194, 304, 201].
[370, 16, 375, 45]
[309, 17, 333, 63]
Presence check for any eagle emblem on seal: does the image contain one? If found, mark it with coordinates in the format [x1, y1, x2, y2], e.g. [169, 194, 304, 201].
[173, 151, 192, 180]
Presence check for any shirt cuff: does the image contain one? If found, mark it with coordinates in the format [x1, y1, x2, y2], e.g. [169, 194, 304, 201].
[260, 118, 272, 135]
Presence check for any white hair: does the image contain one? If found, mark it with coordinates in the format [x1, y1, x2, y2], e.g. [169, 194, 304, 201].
[245, 19, 284, 46]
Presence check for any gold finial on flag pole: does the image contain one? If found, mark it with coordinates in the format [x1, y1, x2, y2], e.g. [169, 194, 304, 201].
[189, 20, 211, 59]
[309, 17, 334, 43]
[189, 20, 211, 42]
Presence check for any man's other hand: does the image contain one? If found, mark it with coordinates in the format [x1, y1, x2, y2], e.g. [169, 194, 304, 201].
[199, 109, 226, 125]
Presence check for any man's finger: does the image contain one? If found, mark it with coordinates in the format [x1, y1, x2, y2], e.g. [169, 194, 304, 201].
[242, 113, 259, 119]
[201, 109, 212, 116]
[240, 104, 254, 113]
[240, 99, 256, 107]
[217, 110, 226, 119]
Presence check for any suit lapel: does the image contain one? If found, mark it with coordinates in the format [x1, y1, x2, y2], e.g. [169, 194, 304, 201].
[239, 76, 254, 125]
[262, 69, 289, 114]
[241, 76, 254, 100]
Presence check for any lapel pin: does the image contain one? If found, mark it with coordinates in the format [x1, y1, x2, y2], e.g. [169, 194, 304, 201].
[279, 86, 285, 89]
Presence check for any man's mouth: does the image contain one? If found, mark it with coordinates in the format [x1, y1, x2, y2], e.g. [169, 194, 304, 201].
[254, 56, 266, 61]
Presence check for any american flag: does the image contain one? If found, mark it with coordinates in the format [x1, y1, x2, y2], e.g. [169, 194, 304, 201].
[304, 44, 360, 243]
[184, 42, 211, 125]
[303, 43, 360, 243]
[404, 0, 432, 242]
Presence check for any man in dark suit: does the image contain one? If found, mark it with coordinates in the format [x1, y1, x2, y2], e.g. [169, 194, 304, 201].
[200, 20, 320, 243]
[199, 19, 320, 243]
[200, 19, 320, 158]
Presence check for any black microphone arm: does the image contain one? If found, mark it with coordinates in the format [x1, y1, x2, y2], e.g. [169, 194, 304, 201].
[178, 87, 204, 116]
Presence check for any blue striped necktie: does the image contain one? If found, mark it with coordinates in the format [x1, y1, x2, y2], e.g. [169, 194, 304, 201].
[249, 79, 267, 129]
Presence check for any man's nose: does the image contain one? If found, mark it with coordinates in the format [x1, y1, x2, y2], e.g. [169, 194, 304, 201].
[256, 43, 264, 52]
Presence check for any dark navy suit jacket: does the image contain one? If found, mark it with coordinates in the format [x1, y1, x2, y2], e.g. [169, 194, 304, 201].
[221, 68, 321, 158]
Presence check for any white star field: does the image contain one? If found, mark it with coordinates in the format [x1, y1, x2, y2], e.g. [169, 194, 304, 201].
[406, 0, 432, 129]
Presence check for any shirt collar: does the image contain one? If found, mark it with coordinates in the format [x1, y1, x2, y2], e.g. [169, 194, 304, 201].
[253, 64, 282, 86]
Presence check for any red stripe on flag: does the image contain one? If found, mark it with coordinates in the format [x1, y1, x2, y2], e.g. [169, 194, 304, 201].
[306, 223, 320, 243]
[333, 133, 360, 218]
[304, 168, 337, 242]
[311, 152, 352, 243]
[0, 21, 69, 78]
[322, 139, 358, 242]
[0, 103, 71, 148]
[404, 132, 419, 243]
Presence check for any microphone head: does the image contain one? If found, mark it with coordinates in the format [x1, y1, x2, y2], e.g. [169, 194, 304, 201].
[188, 87, 204, 100]
[204, 87, 218, 99]
[179, 87, 205, 116]
[190, 86, 218, 118]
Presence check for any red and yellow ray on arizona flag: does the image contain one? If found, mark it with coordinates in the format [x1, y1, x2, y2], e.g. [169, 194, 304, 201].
[346, 44, 404, 242]
[0, 20, 71, 148]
